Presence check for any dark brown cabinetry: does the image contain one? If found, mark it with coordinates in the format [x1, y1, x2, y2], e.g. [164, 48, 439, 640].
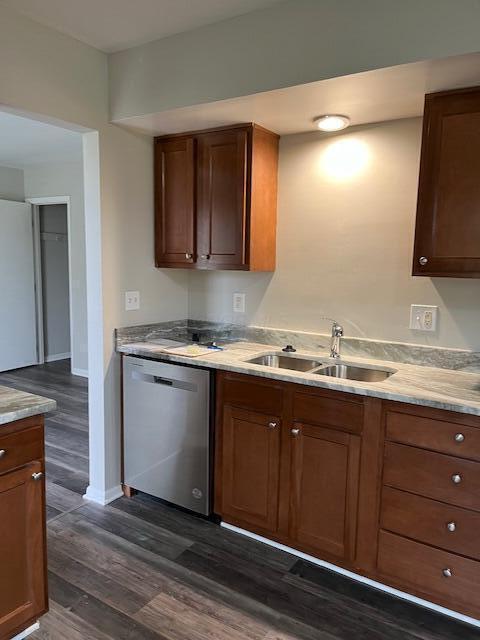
[413, 87, 480, 278]
[378, 402, 480, 618]
[215, 372, 371, 566]
[214, 372, 480, 619]
[155, 124, 279, 271]
[289, 423, 360, 561]
[220, 406, 281, 533]
[0, 417, 47, 640]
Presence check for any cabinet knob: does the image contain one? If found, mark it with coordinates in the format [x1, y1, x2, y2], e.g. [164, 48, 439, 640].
[185, 253, 193, 260]
[419, 256, 428, 266]
[0, 449, 6, 459]
[442, 568, 453, 578]
[454, 433, 465, 443]
[32, 472, 43, 481]
[200, 254, 210, 260]
[291, 428, 301, 437]
[446, 521, 456, 533]
[267, 421, 278, 430]
[452, 474, 462, 484]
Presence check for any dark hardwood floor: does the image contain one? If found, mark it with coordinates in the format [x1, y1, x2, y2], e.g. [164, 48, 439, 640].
[1, 361, 478, 639]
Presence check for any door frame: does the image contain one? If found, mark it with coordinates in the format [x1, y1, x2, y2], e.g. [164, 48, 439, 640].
[27, 196, 73, 371]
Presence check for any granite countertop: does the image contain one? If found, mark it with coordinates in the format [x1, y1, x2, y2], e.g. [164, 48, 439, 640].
[0, 385, 56, 426]
[117, 339, 480, 417]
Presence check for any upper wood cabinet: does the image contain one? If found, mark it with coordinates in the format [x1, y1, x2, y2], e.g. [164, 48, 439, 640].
[413, 87, 480, 278]
[154, 124, 279, 271]
[154, 136, 195, 267]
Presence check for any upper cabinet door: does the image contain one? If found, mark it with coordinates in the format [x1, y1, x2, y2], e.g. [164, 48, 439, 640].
[155, 137, 195, 267]
[413, 88, 480, 278]
[197, 128, 248, 270]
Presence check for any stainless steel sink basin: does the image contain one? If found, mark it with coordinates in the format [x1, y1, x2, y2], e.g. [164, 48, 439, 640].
[313, 364, 393, 382]
[247, 354, 322, 372]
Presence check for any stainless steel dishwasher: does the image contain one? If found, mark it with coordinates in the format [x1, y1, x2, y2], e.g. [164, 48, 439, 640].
[123, 355, 211, 515]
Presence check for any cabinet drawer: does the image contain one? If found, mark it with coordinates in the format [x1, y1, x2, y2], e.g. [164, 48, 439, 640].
[220, 373, 284, 415]
[383, 442, 480, 511]
[293, 391, 364, 434]
[0, 425, 43, 475]
[386, 409, 480, 461]
[381, 486, 480, 560]
[378, 530, 480, 614]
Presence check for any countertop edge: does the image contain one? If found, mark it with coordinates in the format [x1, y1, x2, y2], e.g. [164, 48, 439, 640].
[0, 399, 57, 426]
[117, 344, 480, 418]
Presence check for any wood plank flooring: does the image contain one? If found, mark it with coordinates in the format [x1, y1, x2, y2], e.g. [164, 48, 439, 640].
[1, 361, 479, 639]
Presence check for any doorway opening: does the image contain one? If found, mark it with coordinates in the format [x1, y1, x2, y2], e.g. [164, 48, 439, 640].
[32, 199, 73, 368]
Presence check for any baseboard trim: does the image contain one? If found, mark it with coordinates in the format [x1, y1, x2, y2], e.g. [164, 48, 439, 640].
[72, 367, 88, 378]
[45, 352, 70, 362]
[12, 622, 40, 640]
[221, 522, 480, 628]
[83, 484, 123, 506]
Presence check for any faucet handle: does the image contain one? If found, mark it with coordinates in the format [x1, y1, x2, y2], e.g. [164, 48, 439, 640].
[332, 322, 344, 337]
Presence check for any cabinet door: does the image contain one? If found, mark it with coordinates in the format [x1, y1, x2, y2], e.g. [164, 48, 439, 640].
[0, 462, 47, 639]
[289, 423, 361, 562]
[221, 406, 281, 533]
[197, 129, 248, 269]
[155, 137, 195, 267]
[413, 88, 480, 277]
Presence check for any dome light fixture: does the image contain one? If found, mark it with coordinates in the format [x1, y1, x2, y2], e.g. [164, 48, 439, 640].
[314, 114, 350, 132]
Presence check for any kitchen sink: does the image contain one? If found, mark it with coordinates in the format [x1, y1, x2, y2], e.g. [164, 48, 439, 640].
[247, 354, 322, 372]
[313, 364, 394, 382]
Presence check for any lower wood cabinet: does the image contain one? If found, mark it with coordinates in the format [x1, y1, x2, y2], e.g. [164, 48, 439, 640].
[215, 372, 370, 567]
[289, 423, 360, 561]
[0, 417, 47, 640]
[220, 406, 281, 533]
[214, 372, 480, 620]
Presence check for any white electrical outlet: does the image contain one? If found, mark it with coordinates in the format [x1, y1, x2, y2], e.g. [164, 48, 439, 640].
[125, 290, 140, 311]
[409, 305, 438, 332]
[233, 292, 246, 313]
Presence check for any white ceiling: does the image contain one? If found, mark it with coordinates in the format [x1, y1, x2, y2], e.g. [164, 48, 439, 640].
[0, 111, 82, 169]
[0, 0, 284, 53]
[116, 52, 480, 137]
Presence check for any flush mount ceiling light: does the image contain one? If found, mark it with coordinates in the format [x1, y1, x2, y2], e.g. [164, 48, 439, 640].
[314, 114, 350, 132]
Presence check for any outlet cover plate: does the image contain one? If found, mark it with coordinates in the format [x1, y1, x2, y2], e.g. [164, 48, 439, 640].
[410, 304, 438, 332]
[125, 290, 140, 311]
[233, 292, 246, 314]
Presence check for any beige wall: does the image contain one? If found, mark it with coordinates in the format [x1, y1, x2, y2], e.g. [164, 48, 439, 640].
[188, 118, 480, 351]
[0, 165, 24, 201]
[0, 5, 189, 499]
[109, 0, 480, 121]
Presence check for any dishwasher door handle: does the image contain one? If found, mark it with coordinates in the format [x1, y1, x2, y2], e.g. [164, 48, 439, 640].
[131, 370, 198, 392]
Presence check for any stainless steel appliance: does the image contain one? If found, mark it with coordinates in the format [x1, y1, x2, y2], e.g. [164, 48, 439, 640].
[123, 355, 211, 515]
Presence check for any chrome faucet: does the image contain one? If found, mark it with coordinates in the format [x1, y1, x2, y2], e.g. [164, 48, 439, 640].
[330, 321, 344, 359]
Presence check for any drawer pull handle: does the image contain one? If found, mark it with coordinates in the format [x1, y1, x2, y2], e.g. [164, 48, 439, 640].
[454, 433, 465, 443]
[451, 474, 462, 484]
[0, 449, 6, 459]
[32, 472, 43, 481]
[442, 568, 453, 578]
[446, 521, 456, 532]
[291, 428, 301, 437]
[267, 421, 278, 430]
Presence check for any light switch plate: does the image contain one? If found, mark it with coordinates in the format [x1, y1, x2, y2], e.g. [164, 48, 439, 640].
[410, 304, 438, 332]
[233, 292, 246, 313]
[125, 290, 140, 311]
